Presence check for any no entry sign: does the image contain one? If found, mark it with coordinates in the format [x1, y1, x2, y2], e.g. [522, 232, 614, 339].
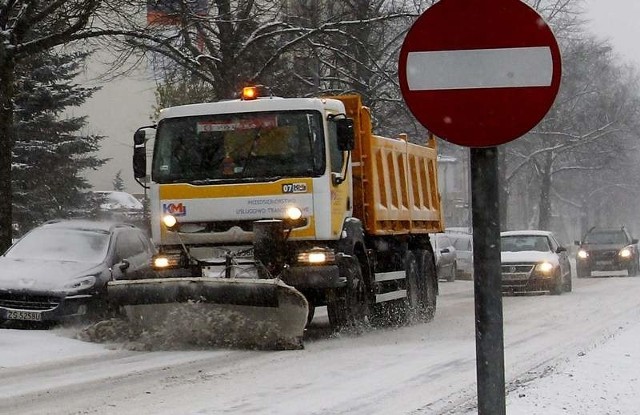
[399, 0, 561, 147]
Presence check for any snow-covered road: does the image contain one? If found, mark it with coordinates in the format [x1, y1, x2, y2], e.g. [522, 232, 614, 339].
[1, 276, 639, 414]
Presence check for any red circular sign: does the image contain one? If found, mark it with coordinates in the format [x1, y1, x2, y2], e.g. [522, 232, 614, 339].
[399, 0, 561, 147]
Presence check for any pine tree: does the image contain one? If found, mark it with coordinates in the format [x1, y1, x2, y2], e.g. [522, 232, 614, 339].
[12, 50, 106, 231]
[112, 170, 125, 191]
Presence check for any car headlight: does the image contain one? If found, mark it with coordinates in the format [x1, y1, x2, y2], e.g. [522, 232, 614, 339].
[63, 276, 97, 293]
[577, 249, 588, 259]
[535, 261, 554, 274]
[619, 248, 632, 258]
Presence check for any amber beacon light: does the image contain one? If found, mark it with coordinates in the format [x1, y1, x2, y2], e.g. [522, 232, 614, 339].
[241, 86, 258, 100]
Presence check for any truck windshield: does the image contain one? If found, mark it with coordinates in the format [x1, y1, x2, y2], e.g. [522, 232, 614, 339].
[152, 110, 325, 183]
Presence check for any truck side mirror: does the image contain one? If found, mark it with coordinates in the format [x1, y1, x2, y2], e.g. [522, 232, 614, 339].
[133, 146, 146, 179]
[133, 127, 153, 181]
[134, 129, 146, 146]
[337, 118, 355, 151]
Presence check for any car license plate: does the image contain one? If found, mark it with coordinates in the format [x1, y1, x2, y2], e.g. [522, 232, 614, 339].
[504, 273, 529, 281]
[596, 260, 612, 266]
[6, 310, 42, 321]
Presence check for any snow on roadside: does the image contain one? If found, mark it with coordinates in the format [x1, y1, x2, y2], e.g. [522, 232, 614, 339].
[0, 326, 113, 369]
[507, 321, 640, 414]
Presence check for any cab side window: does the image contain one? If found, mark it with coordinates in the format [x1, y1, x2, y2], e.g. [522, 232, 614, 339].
[327, 120, 344, 173]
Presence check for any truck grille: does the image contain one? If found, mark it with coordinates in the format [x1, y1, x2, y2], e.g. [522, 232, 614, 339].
[0, 293, 61, 311]
[179, 219, 309, 234]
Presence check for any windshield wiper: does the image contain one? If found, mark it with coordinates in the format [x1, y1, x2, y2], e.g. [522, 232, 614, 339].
[240, 129, 262, 178]
[190, 178, 228, 185]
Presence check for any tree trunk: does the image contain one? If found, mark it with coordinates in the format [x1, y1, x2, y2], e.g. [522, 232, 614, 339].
[0, 55, 16, 252]
[537, 153, 553, 230]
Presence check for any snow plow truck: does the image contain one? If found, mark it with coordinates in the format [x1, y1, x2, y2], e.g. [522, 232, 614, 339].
[109, 87, 444, 349]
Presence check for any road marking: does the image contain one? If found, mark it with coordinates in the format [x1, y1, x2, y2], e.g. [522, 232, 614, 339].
[406, 47, 553, 90]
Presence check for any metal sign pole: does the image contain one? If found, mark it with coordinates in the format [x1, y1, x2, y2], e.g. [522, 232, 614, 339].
[470, 146, 506, 414]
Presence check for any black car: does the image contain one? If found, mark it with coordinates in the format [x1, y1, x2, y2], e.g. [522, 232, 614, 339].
[0, 220, 155, 325]
[575, 227, 639, 278]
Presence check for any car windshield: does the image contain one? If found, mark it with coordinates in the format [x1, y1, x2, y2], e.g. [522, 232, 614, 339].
[451, 236, 471, 251]
[152, 111, 325, 184]
[501, 235, 550, 252]
[584, 231, 628, 244]
[5, 228, 110, 263]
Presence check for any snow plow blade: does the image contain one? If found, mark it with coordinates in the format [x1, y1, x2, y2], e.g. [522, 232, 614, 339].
[107, 278, 309, 350]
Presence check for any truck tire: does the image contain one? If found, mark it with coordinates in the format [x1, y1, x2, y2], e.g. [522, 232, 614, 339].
[306, 302, 315, 326]
[326, 256, 368, 331]
[414, 249, 437, 322]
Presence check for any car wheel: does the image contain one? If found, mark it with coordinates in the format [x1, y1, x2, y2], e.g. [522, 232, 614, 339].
[563, 272, 572, 292]
[550, 271, 563, 295]
[446, 263, 457, 282]
[576, 266, 589, 279]
[629, 258, 639, 277]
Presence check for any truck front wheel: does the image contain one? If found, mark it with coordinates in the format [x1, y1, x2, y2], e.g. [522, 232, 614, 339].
[326, 256, 368, 331]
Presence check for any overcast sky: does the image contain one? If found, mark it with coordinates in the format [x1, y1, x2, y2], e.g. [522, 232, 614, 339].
[584, 0, 640, 68]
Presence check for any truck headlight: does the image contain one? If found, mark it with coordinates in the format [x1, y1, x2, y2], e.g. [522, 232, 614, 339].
[535, 262, 554, 274]
[619, 248, 632, 258]
[283, 206, 307, 229]
[286, 206, 302, 221]
[162, 214, 178, 229]
[577, 249, 588, 259]
[297, 248, 336, 265]
[152, 253, 182, 269]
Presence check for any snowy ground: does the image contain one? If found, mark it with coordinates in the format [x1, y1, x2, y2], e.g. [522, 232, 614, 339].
[507, 320, 640, 415]
[1, 276, 640, 414]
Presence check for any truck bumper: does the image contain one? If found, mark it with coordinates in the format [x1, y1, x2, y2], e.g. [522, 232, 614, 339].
[282, 265, 344, 289]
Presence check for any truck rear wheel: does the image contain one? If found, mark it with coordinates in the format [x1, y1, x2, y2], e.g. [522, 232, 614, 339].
[414, 249, 437, 322]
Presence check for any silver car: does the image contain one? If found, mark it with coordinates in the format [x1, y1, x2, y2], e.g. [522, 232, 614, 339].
[448, 232, 474, 280]
[500, 230, 572, 294]
[431, 233, 458, 282]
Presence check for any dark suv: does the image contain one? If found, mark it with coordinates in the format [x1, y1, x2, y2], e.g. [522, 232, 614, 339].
[575, 227, 639, 278]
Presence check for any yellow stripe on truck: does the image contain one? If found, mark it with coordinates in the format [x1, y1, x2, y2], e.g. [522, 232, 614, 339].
[159, 179, 314, 200]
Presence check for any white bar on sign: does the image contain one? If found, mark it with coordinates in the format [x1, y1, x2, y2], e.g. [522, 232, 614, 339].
[406, 47, 553, 91]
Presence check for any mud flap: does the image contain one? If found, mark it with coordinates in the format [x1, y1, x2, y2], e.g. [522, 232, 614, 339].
[107, 278, 309, 350]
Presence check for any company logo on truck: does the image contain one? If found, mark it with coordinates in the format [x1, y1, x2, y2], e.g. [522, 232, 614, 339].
[282, 183, 308, 193]
[163, 203, 187, 216]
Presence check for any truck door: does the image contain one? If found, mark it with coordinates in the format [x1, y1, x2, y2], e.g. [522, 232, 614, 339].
[328, 119, 350, 238]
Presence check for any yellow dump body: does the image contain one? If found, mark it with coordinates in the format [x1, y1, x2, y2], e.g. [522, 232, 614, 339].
[335, 95, 444, 236]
